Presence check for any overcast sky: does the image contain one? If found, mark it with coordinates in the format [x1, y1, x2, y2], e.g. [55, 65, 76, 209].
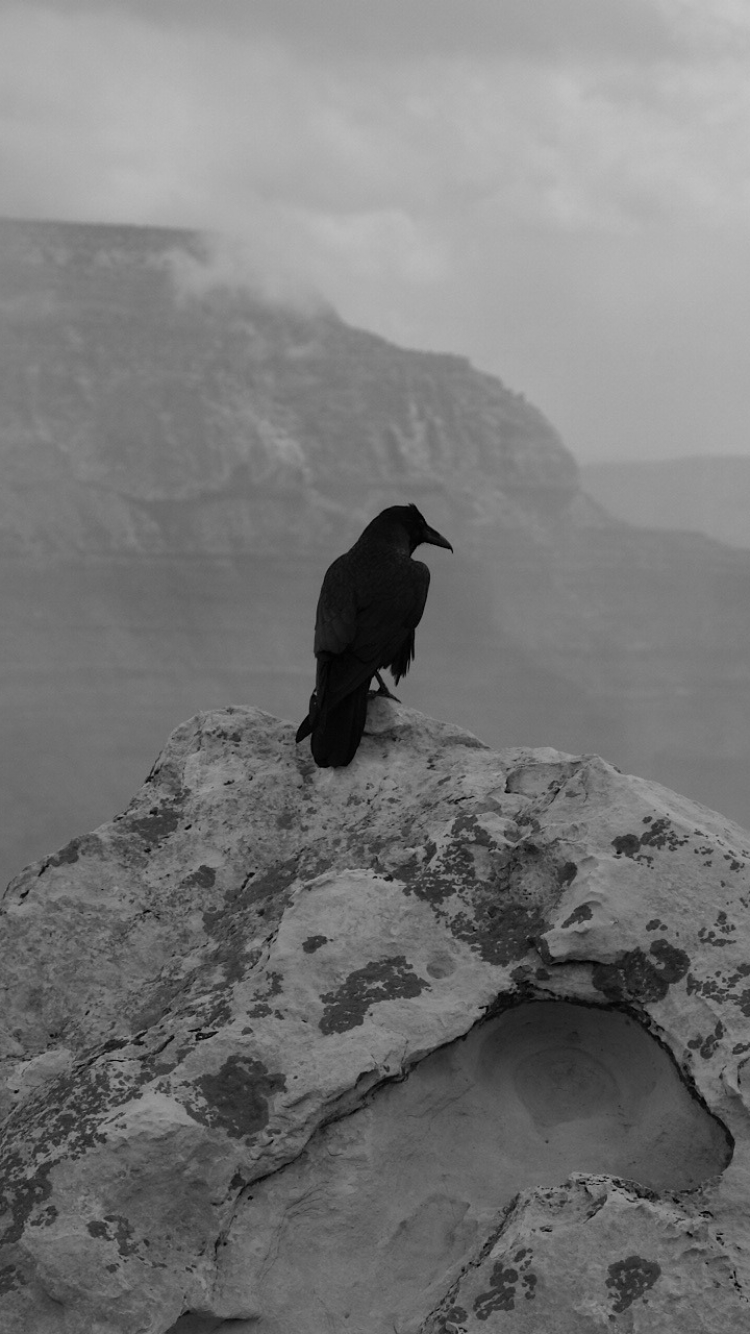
[2, 0, 750, 461]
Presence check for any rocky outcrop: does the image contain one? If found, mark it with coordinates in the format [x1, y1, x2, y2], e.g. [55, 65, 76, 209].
[1, 704, 749, 1331]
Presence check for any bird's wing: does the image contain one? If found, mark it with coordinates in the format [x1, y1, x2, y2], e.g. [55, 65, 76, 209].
[351, 558, 430, 664]
[401, 559, 430, 629]
[313, 554, 359, 656]
[313, 554, 430, 711]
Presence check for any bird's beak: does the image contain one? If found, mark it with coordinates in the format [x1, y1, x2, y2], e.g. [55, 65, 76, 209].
[422, 524, 453, 552]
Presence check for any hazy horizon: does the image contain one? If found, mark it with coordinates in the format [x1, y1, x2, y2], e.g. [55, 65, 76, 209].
[1, 0, 749, 464]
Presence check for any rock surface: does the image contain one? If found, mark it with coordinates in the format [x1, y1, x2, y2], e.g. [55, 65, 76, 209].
[1, 703, 750, 1332]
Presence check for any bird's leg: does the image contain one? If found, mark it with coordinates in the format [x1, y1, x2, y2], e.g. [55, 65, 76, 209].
[370, 670, 401, 702]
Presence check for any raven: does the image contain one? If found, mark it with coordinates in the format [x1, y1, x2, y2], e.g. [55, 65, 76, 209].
[296, 503, 453, 767]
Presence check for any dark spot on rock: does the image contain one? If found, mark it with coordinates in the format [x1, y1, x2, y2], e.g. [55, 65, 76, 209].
[452, 813, 492, 846]
[649, 938, 690, 978]
[302, 935, 328, 954]
[592, 939, 690, 1003]
[640, 818, 689, 851]
[560, 903, 592, 929]
[458, 899, 550, 967]
[0, 1054, 133, 1253]
[606, 1255, 660, 1313]
[0, 1264, 27, 1295]
[232, 971, 284, 1026]
[557, 862, 578, 886]
[612, 833, 641, 858]
[474, 1263, 519, 1316]
[47, 837, 82, 867]
[395, 828, 559, 967]
[319, 957, 430, 1035]
[698, 913, 737, 949]
[203, 856, 300, 949]
[687, 1020, 725, 1059]
[276, 811, 294, 829]
[1, 1171, 50, 1253]
[472, 1250, 536, 1319]
[197, 858, 307, 1018]
[193, 1055, 286, 1140]
[86, 1215, 140, 1257]
[181, 864, 216, 890]
[126, 795, 186, 844]
[614, 819, 689, 863]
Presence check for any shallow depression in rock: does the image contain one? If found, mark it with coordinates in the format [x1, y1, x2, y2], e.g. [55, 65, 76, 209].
[213, 1001, 731, 1332]
[476, 1002, 729, 1189]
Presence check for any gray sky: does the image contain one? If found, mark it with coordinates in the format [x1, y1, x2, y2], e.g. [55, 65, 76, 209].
[2, 0, 750, 461]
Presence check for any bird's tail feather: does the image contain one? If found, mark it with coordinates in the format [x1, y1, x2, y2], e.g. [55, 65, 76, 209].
[295, 715, 312, 744]
[311, 679, 370, 767]
[295, 690, 317, 744]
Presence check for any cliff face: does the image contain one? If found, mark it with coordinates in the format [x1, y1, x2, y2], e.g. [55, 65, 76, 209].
[2, 216, 750, 888]
[0, 217, 575, 558]
[0, 705, 749, 1332]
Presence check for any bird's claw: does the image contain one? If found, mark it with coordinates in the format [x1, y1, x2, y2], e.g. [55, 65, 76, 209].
[370, 671, 400, 702]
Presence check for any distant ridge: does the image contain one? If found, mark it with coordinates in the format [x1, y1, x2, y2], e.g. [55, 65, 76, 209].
[581, 456, 750, 549]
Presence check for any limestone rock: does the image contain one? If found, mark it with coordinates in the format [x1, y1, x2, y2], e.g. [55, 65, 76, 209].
[422, 1177, 744, 1332]
[1, 703, 749, 1332]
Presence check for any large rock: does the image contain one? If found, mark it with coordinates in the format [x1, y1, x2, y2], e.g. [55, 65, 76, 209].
[1, 704, 749, 1332]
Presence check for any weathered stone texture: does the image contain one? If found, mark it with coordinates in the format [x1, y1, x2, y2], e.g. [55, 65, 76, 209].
[0, 703, 749, 1332]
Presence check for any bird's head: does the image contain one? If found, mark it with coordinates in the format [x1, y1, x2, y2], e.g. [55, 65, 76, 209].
[360, 503, 453, 555]
[397, 503, 453, 555]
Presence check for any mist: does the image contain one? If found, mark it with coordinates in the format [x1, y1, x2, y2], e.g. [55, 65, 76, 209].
[0, 0, 749, 463]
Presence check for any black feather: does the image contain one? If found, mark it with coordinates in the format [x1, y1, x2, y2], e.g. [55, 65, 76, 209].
[295, 505, 452, 767]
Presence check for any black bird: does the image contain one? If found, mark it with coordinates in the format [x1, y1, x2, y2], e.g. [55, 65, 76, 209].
[296, 503, 453, 767]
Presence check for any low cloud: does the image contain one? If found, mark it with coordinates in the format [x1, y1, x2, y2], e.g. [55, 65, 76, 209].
[1, 0, 750, 460]
[43, 0, 677, 62]
[158, 230, 328, 314]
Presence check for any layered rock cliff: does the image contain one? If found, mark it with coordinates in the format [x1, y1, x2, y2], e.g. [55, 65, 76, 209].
[0, 217, 575, 558]
[1, 704, 749, 1332]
